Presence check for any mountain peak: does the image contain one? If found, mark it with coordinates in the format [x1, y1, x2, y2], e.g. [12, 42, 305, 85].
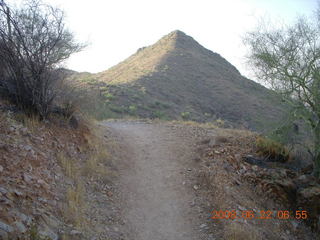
[96, 30, 286, 130]
[168, 30, 188, 37]
[162, 30, 195, 47]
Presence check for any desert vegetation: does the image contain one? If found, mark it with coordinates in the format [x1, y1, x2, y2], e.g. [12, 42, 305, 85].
[0, 0, 84, 118]
[0, 0, 319, 238]
[244, 6, 320, 177]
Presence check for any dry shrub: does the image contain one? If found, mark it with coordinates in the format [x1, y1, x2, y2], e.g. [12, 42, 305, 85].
[256, 136, 291, 162]
[0, 0, 84, 118]
[198, 170, 217, 192]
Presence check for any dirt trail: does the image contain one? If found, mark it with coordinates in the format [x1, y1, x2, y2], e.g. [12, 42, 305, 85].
[105, 121, 205, 240]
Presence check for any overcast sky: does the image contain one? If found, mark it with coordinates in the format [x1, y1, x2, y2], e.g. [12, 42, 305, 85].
[37, 0, 319, 78]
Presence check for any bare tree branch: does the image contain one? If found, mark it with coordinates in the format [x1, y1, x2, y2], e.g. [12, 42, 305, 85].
[244, 12, 320, 177]
[0, 0, 85, 117]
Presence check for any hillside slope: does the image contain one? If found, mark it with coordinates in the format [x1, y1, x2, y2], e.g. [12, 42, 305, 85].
[87, 30, 288, 130]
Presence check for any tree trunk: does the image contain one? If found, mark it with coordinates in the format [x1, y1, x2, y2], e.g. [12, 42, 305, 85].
[315, 153, 320, 178]
[5, 6, 11, 40]
[314, 125, 320, 178]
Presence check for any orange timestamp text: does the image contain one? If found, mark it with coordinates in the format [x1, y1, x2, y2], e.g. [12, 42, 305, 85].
[211, 210, 308, 220]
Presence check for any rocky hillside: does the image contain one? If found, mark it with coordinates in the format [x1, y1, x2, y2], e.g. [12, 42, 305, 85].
[84, 30, 288, 131]
[0, 102, 120, 239]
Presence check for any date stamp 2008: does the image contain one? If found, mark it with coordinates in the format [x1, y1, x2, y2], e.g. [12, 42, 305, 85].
[211, 210, 308, 220]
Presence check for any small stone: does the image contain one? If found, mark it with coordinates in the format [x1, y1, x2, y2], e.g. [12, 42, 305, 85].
[252, 165, 258, 171]
[24, 145, 32, 151]
[13, 221, 27, 233]
[238, 205, 246, 211]
[37, 179, 45, 185]
[234, 179, 241, 185]
[0, 187, 8, 194]
[208, 233, 216, 240]
[20, 128, 29, 136]
[0, 165, 3, 172]
[0, 144, 9, 152]
[0, 229, 8, 240]
[199, 223, 207, 229]
[14, 212, 32, 226]
[39, 229, 58, 240]
[187, 168, 192, 171]
[193, 185, 199, 190]
[14, 190, 23, 197]
[49, 200, 57, 207]
[0, 221, 14, 233]
[38, 197, 48, 203]
[23, 174, 32, 183]
[70, 230, 82, 235]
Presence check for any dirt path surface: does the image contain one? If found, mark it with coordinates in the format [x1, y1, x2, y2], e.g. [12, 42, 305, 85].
[104, 121, 206, 240]
[95, 120, 317, 240]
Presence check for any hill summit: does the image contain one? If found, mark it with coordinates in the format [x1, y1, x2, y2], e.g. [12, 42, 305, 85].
[93, 30, 286, 130]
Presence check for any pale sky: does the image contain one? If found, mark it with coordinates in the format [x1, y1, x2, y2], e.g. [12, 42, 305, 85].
[33, 0, 318, 78]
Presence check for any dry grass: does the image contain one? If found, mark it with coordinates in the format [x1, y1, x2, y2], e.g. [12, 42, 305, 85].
[18, 113, 41, 133]
[170, 120, 218, 128]
[168, 120, 255, 139]
[256, 136, 291, 162]
[224, 222, 261, 240]
[55, 120, 115, 229]
[57, 153, 90, 227]
[56, 153, 86, 227]
[0, 111, 6, 124]
[82, 147, 110, 177]
[57, 153, 78, 180]
[65, 182, 86, 227]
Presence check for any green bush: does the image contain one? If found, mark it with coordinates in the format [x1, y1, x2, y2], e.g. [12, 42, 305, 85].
[152, 110, 167, 120]
[128, 105, 137, 115]
[103, 92, 114, 101]
[181, 111, 191, 120]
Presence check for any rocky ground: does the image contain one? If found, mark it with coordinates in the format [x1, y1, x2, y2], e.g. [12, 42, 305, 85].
[0, 109, 319, 239]
[0, 103, 120, 240]
[191, 127, 319, 239]
[100, 120, 319, 240]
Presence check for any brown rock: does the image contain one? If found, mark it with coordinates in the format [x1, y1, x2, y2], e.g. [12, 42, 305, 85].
[300, 164, 314, 175]
[297, 185, 320, 230]
[0, 144, 9, 152]
[0, 229, 8, 240]
[294, 174, 318, 189]
[23, 173, 33, 183]
[13, 221, 26, 233]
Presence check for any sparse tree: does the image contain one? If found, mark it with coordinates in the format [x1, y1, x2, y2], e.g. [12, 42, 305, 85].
[0, 0, 84, 118]
[244, 11, 320, 177]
